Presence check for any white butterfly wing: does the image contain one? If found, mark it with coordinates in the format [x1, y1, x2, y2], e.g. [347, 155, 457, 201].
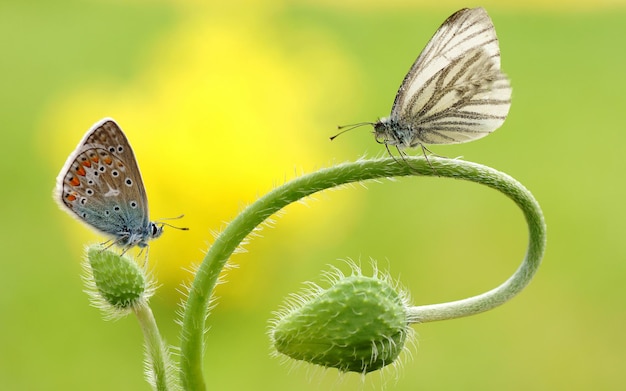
[390, 7, 511, 145]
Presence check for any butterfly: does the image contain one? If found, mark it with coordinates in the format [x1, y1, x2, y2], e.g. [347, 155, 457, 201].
[334, 7, 511, 157]
[54, 118, 182, 252]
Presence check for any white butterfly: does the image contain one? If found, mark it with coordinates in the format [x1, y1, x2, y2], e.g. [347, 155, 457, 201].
[336, 8, 511, 155]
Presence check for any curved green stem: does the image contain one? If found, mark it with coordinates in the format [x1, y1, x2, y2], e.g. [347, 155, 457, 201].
[405, 160, 546, 323]
[179, 156, 546, 390]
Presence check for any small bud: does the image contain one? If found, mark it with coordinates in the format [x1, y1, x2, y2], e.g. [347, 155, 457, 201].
[83, 245, 154, 319]
[270, 264, 413, 373]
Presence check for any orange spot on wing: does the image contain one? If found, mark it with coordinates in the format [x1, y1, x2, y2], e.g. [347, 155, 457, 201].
[69, 176, 80, 187]
[91, 155, 99, 163]
[103, 156, 112, 165]
[81, 159, 91, 168]
[66, 193, 77, 202]
[75, 165, 86, 176]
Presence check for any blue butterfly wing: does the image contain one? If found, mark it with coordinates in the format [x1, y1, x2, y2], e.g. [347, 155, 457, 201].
[55, 119, 152, 247]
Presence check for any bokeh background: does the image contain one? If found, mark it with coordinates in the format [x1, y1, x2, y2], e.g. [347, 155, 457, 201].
[2, 0, 625, 389]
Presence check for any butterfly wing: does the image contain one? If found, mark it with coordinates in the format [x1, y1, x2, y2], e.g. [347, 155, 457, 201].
[390, 7, 511, 145]
[55, 118, 151, 243]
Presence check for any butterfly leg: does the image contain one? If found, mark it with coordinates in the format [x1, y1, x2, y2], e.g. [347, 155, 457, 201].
[137, 245, 150, 267]
[98, 239, 116, 252]
[419, 144, 440, 176]
[420, 144, 446, 159]
[387, 144, 439, 176]
[385, 143, 405, 167]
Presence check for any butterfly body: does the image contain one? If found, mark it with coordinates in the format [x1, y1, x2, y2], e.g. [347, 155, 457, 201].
[372, 8, 511, 151]
[55, 118, 162, 249]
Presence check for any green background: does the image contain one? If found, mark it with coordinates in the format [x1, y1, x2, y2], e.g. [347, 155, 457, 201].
[2, 1, 625, 390]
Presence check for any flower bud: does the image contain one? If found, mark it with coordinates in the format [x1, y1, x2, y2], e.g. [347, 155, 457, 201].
[270, 265, 412, 373]
[83, 245, 154, 319]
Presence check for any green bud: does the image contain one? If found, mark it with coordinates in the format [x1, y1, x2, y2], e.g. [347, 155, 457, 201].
[270, 265, 412, 373]
[83, 245, 154, 319]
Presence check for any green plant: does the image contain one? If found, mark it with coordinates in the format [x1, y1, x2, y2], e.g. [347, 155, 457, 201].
[83, 155, 546, 390]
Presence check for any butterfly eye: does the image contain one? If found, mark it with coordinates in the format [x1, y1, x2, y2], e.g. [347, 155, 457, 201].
[130, 201, 138, 209]
[80, 197, 88, 205]
[125, 178, 133, 187]
[117, 146, 124, 153]
[111, 170, 119, 177]
[108, 146, 116, 153]
[113, 205, 121, 212]
[150, 223, 163, 238]
[86, 188, 94, 196]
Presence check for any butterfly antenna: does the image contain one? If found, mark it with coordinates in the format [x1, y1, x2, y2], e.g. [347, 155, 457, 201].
[157, 214, 190, 230]
[329, 122, 373, 141]
[161, 222, 189, 231]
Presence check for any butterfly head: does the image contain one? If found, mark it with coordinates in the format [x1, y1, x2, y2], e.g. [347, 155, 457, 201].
[332, 118, 414, 150]
[151, 215, 190, 242]
[373, 118, 392, 144]
[134, 215, 188, 248]
[118, 222, 163, 249]
[373, 117, 415, 149]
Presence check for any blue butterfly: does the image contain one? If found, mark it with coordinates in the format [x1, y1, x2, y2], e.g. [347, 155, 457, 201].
[55, 118, 182, 251]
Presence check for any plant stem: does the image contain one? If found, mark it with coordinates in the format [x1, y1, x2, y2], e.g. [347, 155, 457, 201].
[405, 160, 546, 322]
[179, 156, 546, 390]
[134, 304, 172, 391]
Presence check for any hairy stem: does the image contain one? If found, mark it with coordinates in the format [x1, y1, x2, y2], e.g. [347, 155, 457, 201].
[134, 304, 173, 391]
[179, 156, 546, 390]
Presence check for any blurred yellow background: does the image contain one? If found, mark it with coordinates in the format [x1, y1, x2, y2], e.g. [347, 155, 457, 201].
[2, 0, 625, 389]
